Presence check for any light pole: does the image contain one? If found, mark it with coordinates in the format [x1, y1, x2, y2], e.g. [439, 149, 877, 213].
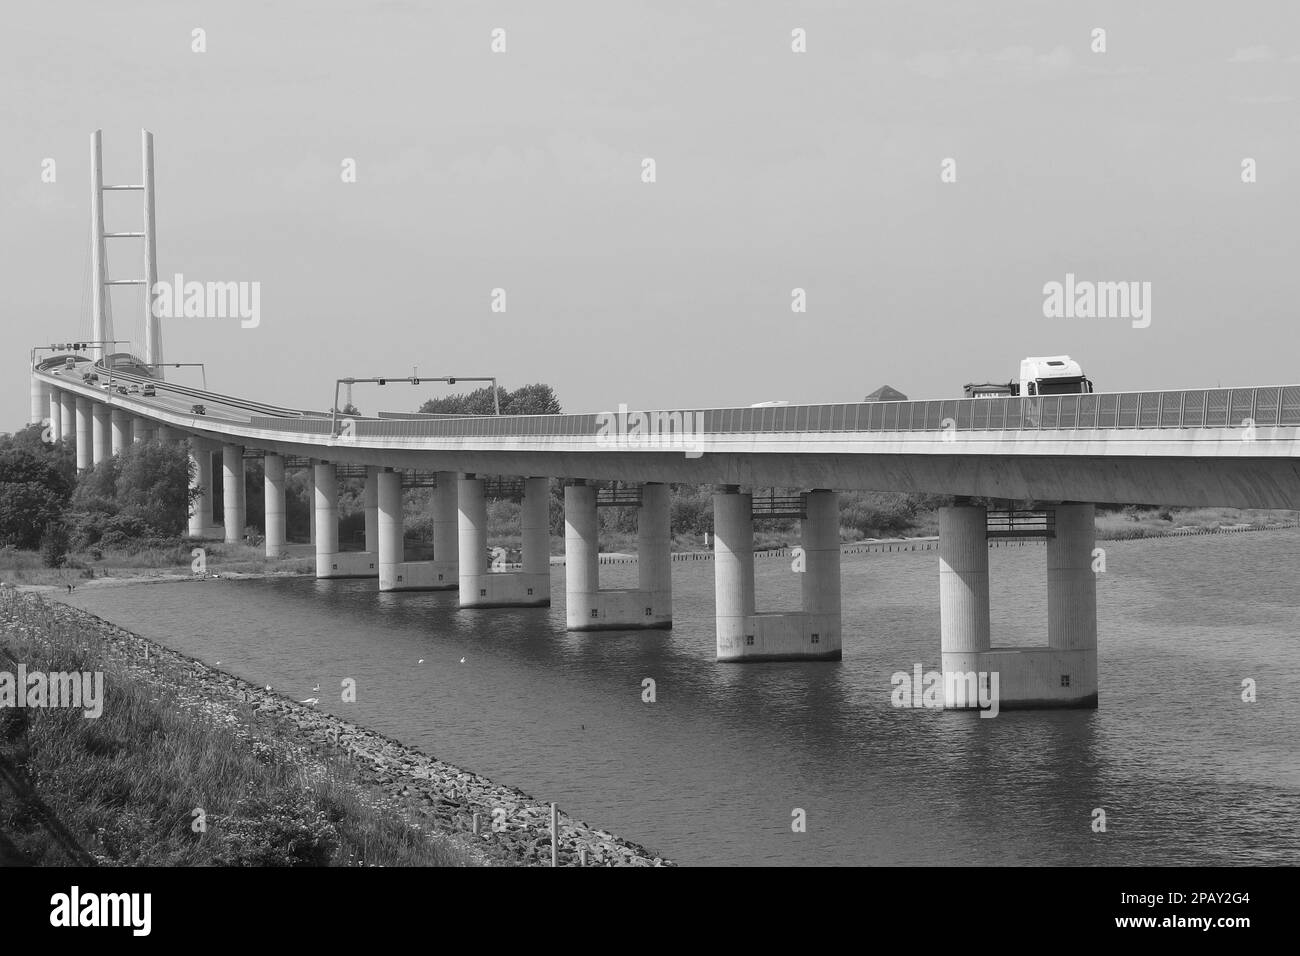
[329, 374, 501, 439]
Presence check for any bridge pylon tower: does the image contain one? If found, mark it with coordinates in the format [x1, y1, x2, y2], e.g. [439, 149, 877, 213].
[90, 129, 162, 377]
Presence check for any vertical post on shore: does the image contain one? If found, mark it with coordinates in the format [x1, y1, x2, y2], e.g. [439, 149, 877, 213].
[551, 802, 558, 867]
[472, 813, 479, 837]
[579, 846, 587, 867]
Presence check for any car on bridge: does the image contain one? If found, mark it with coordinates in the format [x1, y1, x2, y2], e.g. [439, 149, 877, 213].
[191, 403, 206, 415]
[115, 385, 129, 395]
[142, 384, 155, 397]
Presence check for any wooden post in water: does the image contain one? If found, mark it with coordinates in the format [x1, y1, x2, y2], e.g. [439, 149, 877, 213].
[551, 802, 558, 867]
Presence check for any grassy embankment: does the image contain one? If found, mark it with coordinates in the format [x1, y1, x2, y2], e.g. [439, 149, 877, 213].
[1093, 506, 1300, 540]
[0, 589, 475, 866]
[0, 541, 314, 589]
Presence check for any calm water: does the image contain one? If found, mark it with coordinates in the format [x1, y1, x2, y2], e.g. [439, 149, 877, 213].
[62, 531, 1300, 866]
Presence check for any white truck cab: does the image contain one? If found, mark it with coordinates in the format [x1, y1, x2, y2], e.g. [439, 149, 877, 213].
[1018, 355, 1092, 396]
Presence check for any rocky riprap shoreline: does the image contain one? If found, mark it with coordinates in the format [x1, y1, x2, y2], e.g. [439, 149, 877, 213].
[2, 589, 671, 867]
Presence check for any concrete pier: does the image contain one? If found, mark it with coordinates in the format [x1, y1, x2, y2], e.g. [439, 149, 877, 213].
[133, 416, 153, 442]
[1045, 503, 1098, 706]
[308, 462, 316, 544]
[91, 404, 110, 465]
[715, 487, 841, 661]
[222, 444, 244, 544]
[313, 462, 377, 578]
[313, 462, 339, 576]
[61, 393, 77, 451]
[378, 469, 457, 591]
[377, 469, 404, 589]
[264, 453, 286, 558]
[713, 489, 756, 660]
[48, 391, 62, 442]
[563, 483, 599, 628]
[795, 489, 842, 658]
[937, 502, 1098, 710]
[29, 376, 48, 426]
[187, 439, 216, 538]
[110, 408, 132, 455]
[458, 475, 550, 608]
[565, 481, 672, 630]
[75, 398, 91, 472]
[364, 466, 379, 553]
[939, 504, 992, 706]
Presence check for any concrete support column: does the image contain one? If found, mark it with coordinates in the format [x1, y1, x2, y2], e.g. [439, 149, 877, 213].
[938, 505, 991, 658]
[155, 424, 173, 442]
[638, 482, 672, 600]
[564, 483, 599, 629]
[29, 376, 48, 426]
[133, 416, 152, 442]
[314, 463, 339, 576]
[48, 390, 63, 442]
[364, 466, 380, 553]
[188, 439, 214, 538]
[222, 444, 245, 544]
[91, 404, 111, 465]
[713, 489, 755, 660]
[521, 477, 550, 576]
[432, 471, 459, 566]
[1044, 503, 1099, 706]
[29, 377, 47, 427]
[264, 453, 286, 558]
[1048, 505, 1097, 650]
[235, 454, 247, 536]
[377, 469, 404, 590]
[110, 408, 131, 454]
[801, 489, 841, 657]
[75, 398, 92, 472]
[458, 476, 488, 581]
[60, 393, 77, 451]
[308, 462, 317, 544]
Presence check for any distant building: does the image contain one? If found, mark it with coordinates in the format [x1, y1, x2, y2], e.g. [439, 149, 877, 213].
[864, 385, 908, 402]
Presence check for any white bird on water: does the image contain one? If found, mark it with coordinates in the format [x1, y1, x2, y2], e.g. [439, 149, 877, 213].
[312, 683, 321, 692]
[417, 659, 425, 664]
[264, 684, 272, 691]
[459, 657, 466, 664]
[301, 697, 320, 705]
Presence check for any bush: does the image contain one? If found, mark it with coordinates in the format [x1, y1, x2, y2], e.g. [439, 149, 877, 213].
[213, 790, 340, 866]
[38, 521, 68, 568]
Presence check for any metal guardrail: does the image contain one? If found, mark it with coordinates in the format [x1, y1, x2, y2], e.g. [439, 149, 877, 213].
[752, 492, 808, 520]
[480, 477, 525, 500]
[986, 510, 1055, 538]
[597, 486, 643, 507]
[237, 386, 1300, 442]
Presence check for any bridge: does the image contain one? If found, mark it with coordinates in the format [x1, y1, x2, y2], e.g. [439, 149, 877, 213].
[24, 131, 1300, 710]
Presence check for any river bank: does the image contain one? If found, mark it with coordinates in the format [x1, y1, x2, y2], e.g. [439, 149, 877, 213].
[0, 588, 670, 867]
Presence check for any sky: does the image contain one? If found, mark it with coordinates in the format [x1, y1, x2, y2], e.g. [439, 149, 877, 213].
[2, 0, 1298, 429]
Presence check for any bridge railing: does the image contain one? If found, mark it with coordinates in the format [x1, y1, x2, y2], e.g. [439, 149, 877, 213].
[240, 385, 1300, 441]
